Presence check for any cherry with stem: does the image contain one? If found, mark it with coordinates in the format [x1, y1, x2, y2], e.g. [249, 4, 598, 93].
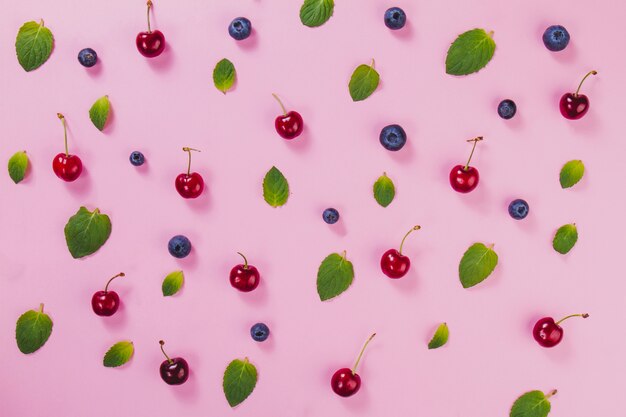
[331, 333, 377, 397]
[136, 0, 166, 58]
[273, 94, 304, 140]
[52, 113, 83, 182]
[533, 313, 589, 348]
[175, 147, 204, 199]
[560, 70, 598, 120]
[230, 252, 260, 292]
[381, 225, 421, 279]
[92, 272, 125, 317]
[159, 340, 189, 385]
[449, 136, 483, 193]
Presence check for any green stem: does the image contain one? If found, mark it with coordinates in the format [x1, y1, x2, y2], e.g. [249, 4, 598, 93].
[182, 147, 200, 176]
[575, 71, 597, 97]
[399, 225, 421, 255]
[370, 58, 375, 68]
[159, 340, 173, 364]
[352, 333, 376, 375]
[57, 113, 68, 156]
[555, 313, 589, 325]
[146, 0, 153, 33]
[464, 136, 483, 171]
[39, 303, 44, 313]
[104, 272, 125, 293]
[272, 94, 287, 116]
[237, 252, 249, 269]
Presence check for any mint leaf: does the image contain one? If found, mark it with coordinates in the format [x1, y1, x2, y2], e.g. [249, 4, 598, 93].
[213, 58, 236, 94]
[15, 304, 53, 354]
[559, 160, 585, 189]
[300, 0, 334, 27]
[64, 207, 112, 259]
[162, 270, 184, 296]
[373, 172, 395, 207]
[552, 224, 577, 254]
[103, 341, 134, 368]
[446, 28, 496, 76]
[459, 243, 498, 288]
[428, 323, 449, 349]
[15, 20, 54, 72]
[317, 252, 354, 301]
[8, 151, 29, 184]
[223, 358, 258, 407]
[89, 95, 110, 131]
[510, 390, 556, 417]
[349, 61, 380, 101]
[263, 166, 289, 207]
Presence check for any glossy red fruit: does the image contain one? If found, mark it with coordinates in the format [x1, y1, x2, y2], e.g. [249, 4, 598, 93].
[92, 273, 125, 317]
[533, 313, 589, 348]
[560, 70, 597, 120]
[331, 333, 376, 398]
[159, 340, 189, 385]
[176, 147, 204, 199]
[136, 0, 165, 58]
[449, 136, 482, 193]
[230, 252, 260, 292]
[273, 94, 303, 140]
[381, 225, 421, 279]
[53, 113, 83, 182]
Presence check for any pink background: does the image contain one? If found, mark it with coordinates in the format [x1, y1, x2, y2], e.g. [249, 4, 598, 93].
[1, 0, 624, 416]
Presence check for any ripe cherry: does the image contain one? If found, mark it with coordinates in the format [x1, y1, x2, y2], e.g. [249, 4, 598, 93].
[91, 272, 125, 317]
[159, 340, 189, 385]
[449, 136, 483, 193]
[52, 113, 83, 182]
[560, 70, 597, 120]
[380, 225, 421, 279]
[272, 94, 303, 140]
[136, 0, 165, 58]
[533, 313, 589, 348]
[175, 147, 204, 199]
[331, 333, 376, 397]
[230, 252, 260, 292]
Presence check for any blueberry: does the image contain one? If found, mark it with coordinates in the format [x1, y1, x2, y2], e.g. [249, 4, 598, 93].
[384, 7, 406, 30]
[129, 151, 145, 166]
[229, 17, 252, 41]
[497, 99, 517, 120]
[322, 208, 340, 224]
[77, 48, 98, 67]
[168, 235, 191, 258]
[508, 199, 529, 220]
[379, 124, 407, 151]
[542, 25, 570, 52]
[250, 323, 270, 342]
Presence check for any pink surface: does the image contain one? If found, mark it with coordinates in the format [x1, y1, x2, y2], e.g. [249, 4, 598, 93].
[1, 1, 624, 416]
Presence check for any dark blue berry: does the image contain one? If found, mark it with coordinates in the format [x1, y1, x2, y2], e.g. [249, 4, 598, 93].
[542, 25, 570, 52]
[384, 7, 406, 30]
[78, 48, 98, 67]
[250, 323, 270, 342]
[229, 17, 252, 41]
[322, 208, 340, 224]
[129, 151, 145, 166]
[497, 99, 517, 120]
[508, 199, 529, 220]
[379, 124, 407, 151]
[168, 235, 191, 258]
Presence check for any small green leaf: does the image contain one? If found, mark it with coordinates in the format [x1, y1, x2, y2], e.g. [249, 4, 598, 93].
[510, 390, 556, 417]
[373, 172, 395, 207]
[428, 323, 449, 349]
[317, 252, 354, 301]
[263, 166, 289, 207]
[223, 358, 258, 407]
[459, 243, 498, 288]
[552, 224, 578, 254]
[89, 95, 111, 131]
[299, 0, 334, 27]
[15, 20, 54, 72]
[349, 61, 380, 101]
[559, 160, 585, 189]
[446, 28, 496, 76]
[162, 271, 184, 296]
[64, 206, 112, 259]
[103, 341, 134, 368]
[8, 151, 29, 184]
[213, 58, 236, 94]
[15, 304, 53, 354]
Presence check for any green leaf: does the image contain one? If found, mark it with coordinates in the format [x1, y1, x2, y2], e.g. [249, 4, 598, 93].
[223, 358, 258, 407]
[300, 0, 334, 27]
[552, 224, 578, 254]
[373, 172, 395, 207]
[559, 160, 585, 189]
[162, 271, 184, 296]
[317, 252, 354, 301]
[64, 206, 112, 259]
[510, 390, 555, 417]
[263, 166, 289, 207]
[103, 341, 134, 368]
[8, 151, 29, 184]
[445, 28, 496, 76]
[213, 58, 236, 94]
[459, 243, 498, 288]
[89, 95, 111, 131]
[349, 61, 380, 101]
[15, 304, 53, 354]
[428, 323, 449, 349]
[15, 20, 54, 72]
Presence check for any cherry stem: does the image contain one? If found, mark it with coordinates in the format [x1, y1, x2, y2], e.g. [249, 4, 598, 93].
[237, 252, 249, 269]
[159, 340, 173, 364]
[104, 272, 125, 293]
[575, 70, 597, 97]
[352, 333, 376, 375]
[39, 303, 44, 313]
[182, 147, 200, 176]
[57, 113, 68, 156]
[545, 389, 557, 399]
[464, 136, 483, 171]
[272, 94, 287, 116]
[399, 225, 421, 255]
[146, 0, 153, 33]
[555, 313, 589, 325]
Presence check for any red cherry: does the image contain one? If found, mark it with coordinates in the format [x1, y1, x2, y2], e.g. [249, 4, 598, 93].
[533, 313, 589, 348]
[559, 70, 597, 120]
[159, 340, 189, 385]
[449, 136, 482, 193]
[175, 147, 204, 199]
[380, 225, 421, 279]
[331, 333, 376, 398]
[91, 272, 125, 317]
[230, 252, 260, 292]
[272, 94, 303, 140]
[136, 1, 165, 58]
[52, 114, 82, 182]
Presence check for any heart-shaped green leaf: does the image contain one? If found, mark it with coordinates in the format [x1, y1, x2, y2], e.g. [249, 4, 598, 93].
[89, 95, 111, 131]
[317, 252, 354, 301]
[64, 207, 112, 259]
[103, 341, 134, 368]
[223, 358, 258, 407]
[373, 172, 395, 207]
[349, 61, 380, 101]
[459, 243, 498, 288]
[299, 0, 334, 27]
[263, 166, 289, 207]
[162, 270, 184, 296]
[15, 304, 53, 354]
[552, 224, 578, 254]
[446, 28, 496, 76]
[213, 58, 236, 94]
[15, 20, 54, 72]
[8, 151, 29, 184]
[510, 390, 556, 417]
[428, 323, 449, 349]
[559, 160, 585, 189]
